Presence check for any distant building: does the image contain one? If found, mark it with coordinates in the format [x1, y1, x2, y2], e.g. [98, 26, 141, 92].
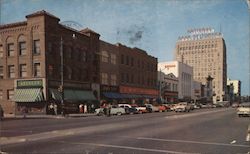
[158, 71, 178, 103]
[174, 27, 227, 102]
[158, 61, 193, 101]
[227, 78, 241, 102]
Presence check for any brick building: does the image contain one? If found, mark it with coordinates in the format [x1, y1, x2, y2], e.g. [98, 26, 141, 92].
[0, 10, 99, 114]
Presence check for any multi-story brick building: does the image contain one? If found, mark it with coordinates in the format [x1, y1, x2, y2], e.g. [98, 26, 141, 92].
[174, 28, 227, 102]
[99, 41, 158, 104]
[0, 10, 99, 114]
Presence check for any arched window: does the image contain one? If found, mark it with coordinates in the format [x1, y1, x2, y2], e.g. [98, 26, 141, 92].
[18, 35, 26, 55]
[6, 36, 14, 57]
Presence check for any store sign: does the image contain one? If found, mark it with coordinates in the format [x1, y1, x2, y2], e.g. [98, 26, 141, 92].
[17, 80, 43, 88]
[101, 85, 119, 92]
[120, 86, 158, 95]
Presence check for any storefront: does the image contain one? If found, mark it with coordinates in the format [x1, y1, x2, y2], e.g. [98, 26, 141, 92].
[13, 79, 46, 115]
[48, 80, 97, 114]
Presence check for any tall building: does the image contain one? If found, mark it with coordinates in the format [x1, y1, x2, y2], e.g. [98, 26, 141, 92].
[158, 61, 193, 101]
[175, 28, 227, 102]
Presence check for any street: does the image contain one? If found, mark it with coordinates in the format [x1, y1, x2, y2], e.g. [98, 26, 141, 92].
[1, 108, 249, 154]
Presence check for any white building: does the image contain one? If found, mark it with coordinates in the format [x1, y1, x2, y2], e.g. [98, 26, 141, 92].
[227, 78, 241, 101]
[158, 61, 193, 101]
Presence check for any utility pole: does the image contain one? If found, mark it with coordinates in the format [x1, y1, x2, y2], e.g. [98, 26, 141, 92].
[60, 36, 65, 116]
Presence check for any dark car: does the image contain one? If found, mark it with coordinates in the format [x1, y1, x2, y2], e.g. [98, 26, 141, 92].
[0, 104, 4, 120]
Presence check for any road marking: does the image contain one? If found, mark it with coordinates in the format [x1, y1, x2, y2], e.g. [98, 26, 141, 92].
[137, 137, 250, 148]
[57, 141, 199, 154]
[165, 109, 229, 119]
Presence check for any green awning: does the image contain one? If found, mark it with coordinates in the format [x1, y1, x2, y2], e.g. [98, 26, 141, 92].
[50, 89, 96, 101]
[14, 88, 44, 102]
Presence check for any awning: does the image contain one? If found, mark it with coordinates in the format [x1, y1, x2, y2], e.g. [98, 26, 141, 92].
[103, 92, 123, 99]
[50, 89, 96, 101]
[14, 88, 44, 102]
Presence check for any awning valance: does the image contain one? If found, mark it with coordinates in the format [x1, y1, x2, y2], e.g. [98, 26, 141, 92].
[14, 88, 44, 102]
[103, 92, 123, 99]
[50, 89, 96, 101]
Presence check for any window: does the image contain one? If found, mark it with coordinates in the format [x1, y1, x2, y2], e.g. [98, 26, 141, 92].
[0, 66, 3, 79]
[110, 74, 117, 86]
[110, 53, 116, 65]
[0, 90, 3, 100]
[7, 89, 14, 100]
[82, 51, 87, 62]
[8, 65, 15, 78]
[101, 51, 109, 63]
[33, 40, 40, 54]
[20, 64, 27, 78]
[101, 73, 108, 85]
[121, 54, 124, 64]
[19, 42, 26, 55]
[7, 43, 14, 57]
[0, 45, 3, 58]
[34, 63, 41, 77]
[126, 56, 129, 65]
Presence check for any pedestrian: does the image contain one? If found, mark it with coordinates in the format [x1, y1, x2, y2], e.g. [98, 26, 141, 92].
[22, 106, 28, 118]
[84, 104, 87, 113]
[54, 103, 58, 115]
[106, 103, 111, 117]
[49, 103, 54, 115]
[79, 104, 83, 113]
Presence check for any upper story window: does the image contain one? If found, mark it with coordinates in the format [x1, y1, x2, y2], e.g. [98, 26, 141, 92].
[0, 66, 3, 79]
[126, 56, 129, 65]
[20, 64, 27, 78]
[33, 40, 41, 55]
[0, 45, 3, 58]
[121, 54, 124, 64]
[101, 73, 108, 85]
[8, 65, 15, 78]
[82, 51, 87, 62]
[101, 51, 109, 63]
[110, 74, 117, 86]
[110, 53, 116, 65]
[34, 63, 41, 77]
[19, 42, 26, 55]
[7, 43, 14, 57]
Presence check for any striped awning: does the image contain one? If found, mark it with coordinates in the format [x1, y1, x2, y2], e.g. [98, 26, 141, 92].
[49, 89, 62, 100]
[14, 88, 44, 102]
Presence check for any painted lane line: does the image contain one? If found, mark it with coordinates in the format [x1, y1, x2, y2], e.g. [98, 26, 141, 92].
[137, 137, 250, 148]
[57, 141, 200, 154]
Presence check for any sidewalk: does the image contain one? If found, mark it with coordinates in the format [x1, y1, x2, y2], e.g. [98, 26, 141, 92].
[2, 113, 96, 120]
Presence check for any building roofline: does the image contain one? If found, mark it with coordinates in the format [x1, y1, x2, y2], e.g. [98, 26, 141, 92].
[26, 10, 60, 21]
[0, 21, 27, 29]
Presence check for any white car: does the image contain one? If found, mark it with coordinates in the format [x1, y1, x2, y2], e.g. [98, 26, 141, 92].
[174, 102, 191, 112]
[237, 103, 250, 117]
[95, 105, 126, 116]
[145, 104, 159, 112]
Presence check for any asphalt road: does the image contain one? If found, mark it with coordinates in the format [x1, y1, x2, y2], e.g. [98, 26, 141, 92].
[1, 108, 249, 154]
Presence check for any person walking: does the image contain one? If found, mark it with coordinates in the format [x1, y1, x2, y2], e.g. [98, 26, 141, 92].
[22, 106, 28, 118]
[53, 103, 58, 115]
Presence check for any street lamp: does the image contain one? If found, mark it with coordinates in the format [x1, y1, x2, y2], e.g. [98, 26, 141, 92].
[60, 34, 76, 116]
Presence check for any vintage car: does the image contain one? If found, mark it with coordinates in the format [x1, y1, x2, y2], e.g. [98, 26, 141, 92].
[95, 105, 126, 116]
[174, 102, 191, 112]
[237, 102, 250, 117]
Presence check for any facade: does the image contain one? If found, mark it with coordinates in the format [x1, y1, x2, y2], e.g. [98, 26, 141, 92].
[0, 10, 99, 114]
[158, 61, 193, 101]
[174, 28, 227, 102]
[158, 72, 178, 103]
[227, 78, 241, 102]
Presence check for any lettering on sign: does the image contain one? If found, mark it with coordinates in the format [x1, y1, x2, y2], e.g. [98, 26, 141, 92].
[17, 80, 43, 88]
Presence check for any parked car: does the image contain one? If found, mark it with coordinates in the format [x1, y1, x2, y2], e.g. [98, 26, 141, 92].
[174, 102, 191, 112]
[158, 105, 167, 112]
[132, 105, 148, 114]
[118, 104, 138, 114]
[145, 104, 159, 112]
[95, 105, 126, 116]
[162, 104, 171, 111]
[0, 104, 4, 120]
[237, 102, 250, 117]
[232, 103, 239, 108]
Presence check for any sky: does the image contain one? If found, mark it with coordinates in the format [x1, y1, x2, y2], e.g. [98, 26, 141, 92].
[0, 0, 249, 95]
